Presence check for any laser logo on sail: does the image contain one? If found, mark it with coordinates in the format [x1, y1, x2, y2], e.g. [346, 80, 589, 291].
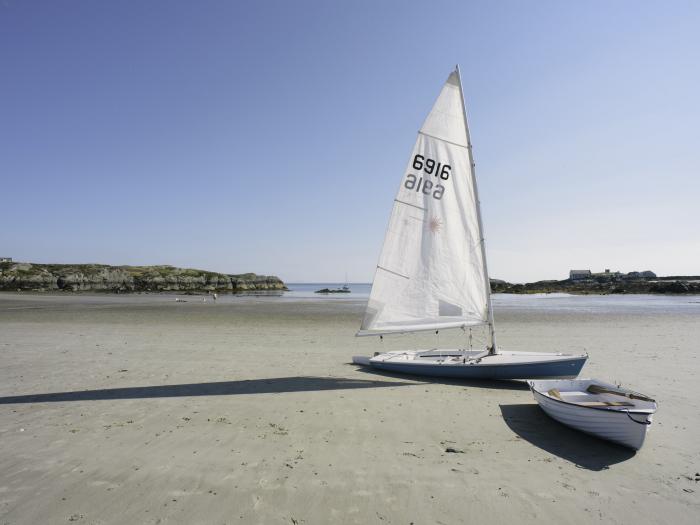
[428, 216, 443, 233]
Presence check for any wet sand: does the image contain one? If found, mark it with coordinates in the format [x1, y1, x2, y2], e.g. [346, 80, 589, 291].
[0, 292, 698, 524]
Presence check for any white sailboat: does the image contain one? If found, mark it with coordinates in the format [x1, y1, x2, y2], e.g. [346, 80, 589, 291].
[352, 67, 587, 379]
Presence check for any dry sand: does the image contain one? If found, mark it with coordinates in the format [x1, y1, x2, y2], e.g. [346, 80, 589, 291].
[0, 292, 698, 524]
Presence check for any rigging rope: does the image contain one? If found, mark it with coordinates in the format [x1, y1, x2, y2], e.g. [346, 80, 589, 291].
[624, 411, 651, 425]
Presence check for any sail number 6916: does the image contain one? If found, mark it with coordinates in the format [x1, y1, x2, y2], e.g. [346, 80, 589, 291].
[403, 154, 449, 200]
[413, 155, 451, 180]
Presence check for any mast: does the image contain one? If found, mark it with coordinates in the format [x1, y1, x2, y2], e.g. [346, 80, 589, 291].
[455, 65, 497, 354]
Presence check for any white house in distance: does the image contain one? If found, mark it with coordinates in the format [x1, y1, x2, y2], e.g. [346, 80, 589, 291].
[0, 257, 12, 263]
[569, 269, 592, 280]
[569, 268, 657, 281]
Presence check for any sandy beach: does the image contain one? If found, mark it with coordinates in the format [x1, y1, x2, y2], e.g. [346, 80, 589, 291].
[0, 292, 698, 524]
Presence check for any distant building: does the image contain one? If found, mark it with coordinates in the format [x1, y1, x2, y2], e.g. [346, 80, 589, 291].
[569, 269, 592, 280]
[570, 268, 656, 281]
[0, 257, 11, 263]
[625, 270, 656, 280]
[593, 269, 622, 278]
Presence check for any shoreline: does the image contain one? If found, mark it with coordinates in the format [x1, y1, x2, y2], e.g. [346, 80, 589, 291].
[3, 289, 700, 298]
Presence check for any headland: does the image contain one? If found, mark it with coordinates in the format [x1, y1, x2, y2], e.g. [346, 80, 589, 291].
[0, 261, 286, 293]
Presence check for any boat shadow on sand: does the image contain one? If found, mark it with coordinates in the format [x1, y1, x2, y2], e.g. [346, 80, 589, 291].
[500, 403, 636, 471]
[0, 376, 414, 404]
[354, 367, 635, 470]
[352, 364, 530, 391]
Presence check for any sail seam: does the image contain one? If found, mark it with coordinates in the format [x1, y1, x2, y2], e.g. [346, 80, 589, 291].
[417, 131, 468, 149]
[377, 266, 410, 279]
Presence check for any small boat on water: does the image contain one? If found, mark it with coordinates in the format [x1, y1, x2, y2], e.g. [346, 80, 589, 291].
[316, 275, 352, 294]
[528, 379, 658, 450]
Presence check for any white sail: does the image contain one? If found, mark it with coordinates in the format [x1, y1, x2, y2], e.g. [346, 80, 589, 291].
[358, 69, 491, 337]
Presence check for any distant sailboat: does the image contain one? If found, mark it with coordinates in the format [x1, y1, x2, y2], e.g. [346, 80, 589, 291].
[352, 67, 587, 379]
[315, 273, 351, 294]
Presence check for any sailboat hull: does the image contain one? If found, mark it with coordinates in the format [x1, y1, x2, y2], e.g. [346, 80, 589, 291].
[353, 350, 587, 380]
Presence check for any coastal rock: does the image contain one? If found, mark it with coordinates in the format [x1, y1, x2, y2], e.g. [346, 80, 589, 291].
[489, 276, 700, 295]
[650, 281, 691, 294]
[0, 262, 286, 293]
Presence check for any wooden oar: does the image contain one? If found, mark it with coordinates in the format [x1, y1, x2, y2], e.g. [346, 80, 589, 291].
[587, 384, 655, 403]
[577, 401, 634, 407]
[548, 388, 633, 407]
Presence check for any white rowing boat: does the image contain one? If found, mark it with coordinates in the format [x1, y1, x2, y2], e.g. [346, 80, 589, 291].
[528, 378, 657, 450]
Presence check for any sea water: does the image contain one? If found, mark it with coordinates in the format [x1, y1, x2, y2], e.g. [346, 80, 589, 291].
[283, 285, 700, 315]
[491, 292, 700, 315]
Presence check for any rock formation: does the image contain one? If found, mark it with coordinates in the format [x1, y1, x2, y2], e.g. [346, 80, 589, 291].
[0, 262, 286, 293]
[489, 276, 700, 295]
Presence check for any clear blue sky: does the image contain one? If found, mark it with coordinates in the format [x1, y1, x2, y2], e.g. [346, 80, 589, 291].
[2, 1, 698, 282]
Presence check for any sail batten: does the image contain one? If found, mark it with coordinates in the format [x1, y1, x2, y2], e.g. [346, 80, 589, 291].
[394, 199, 426, 211]
[376, 266, 410, 280]
[358, 69, 492, 339]
[417, 130, 469, 149]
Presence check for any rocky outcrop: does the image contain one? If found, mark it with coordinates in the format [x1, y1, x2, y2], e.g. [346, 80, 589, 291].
[0, 262, 286, 293]
[648, 280, 696, 294]
[489, 277, 700, 295]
